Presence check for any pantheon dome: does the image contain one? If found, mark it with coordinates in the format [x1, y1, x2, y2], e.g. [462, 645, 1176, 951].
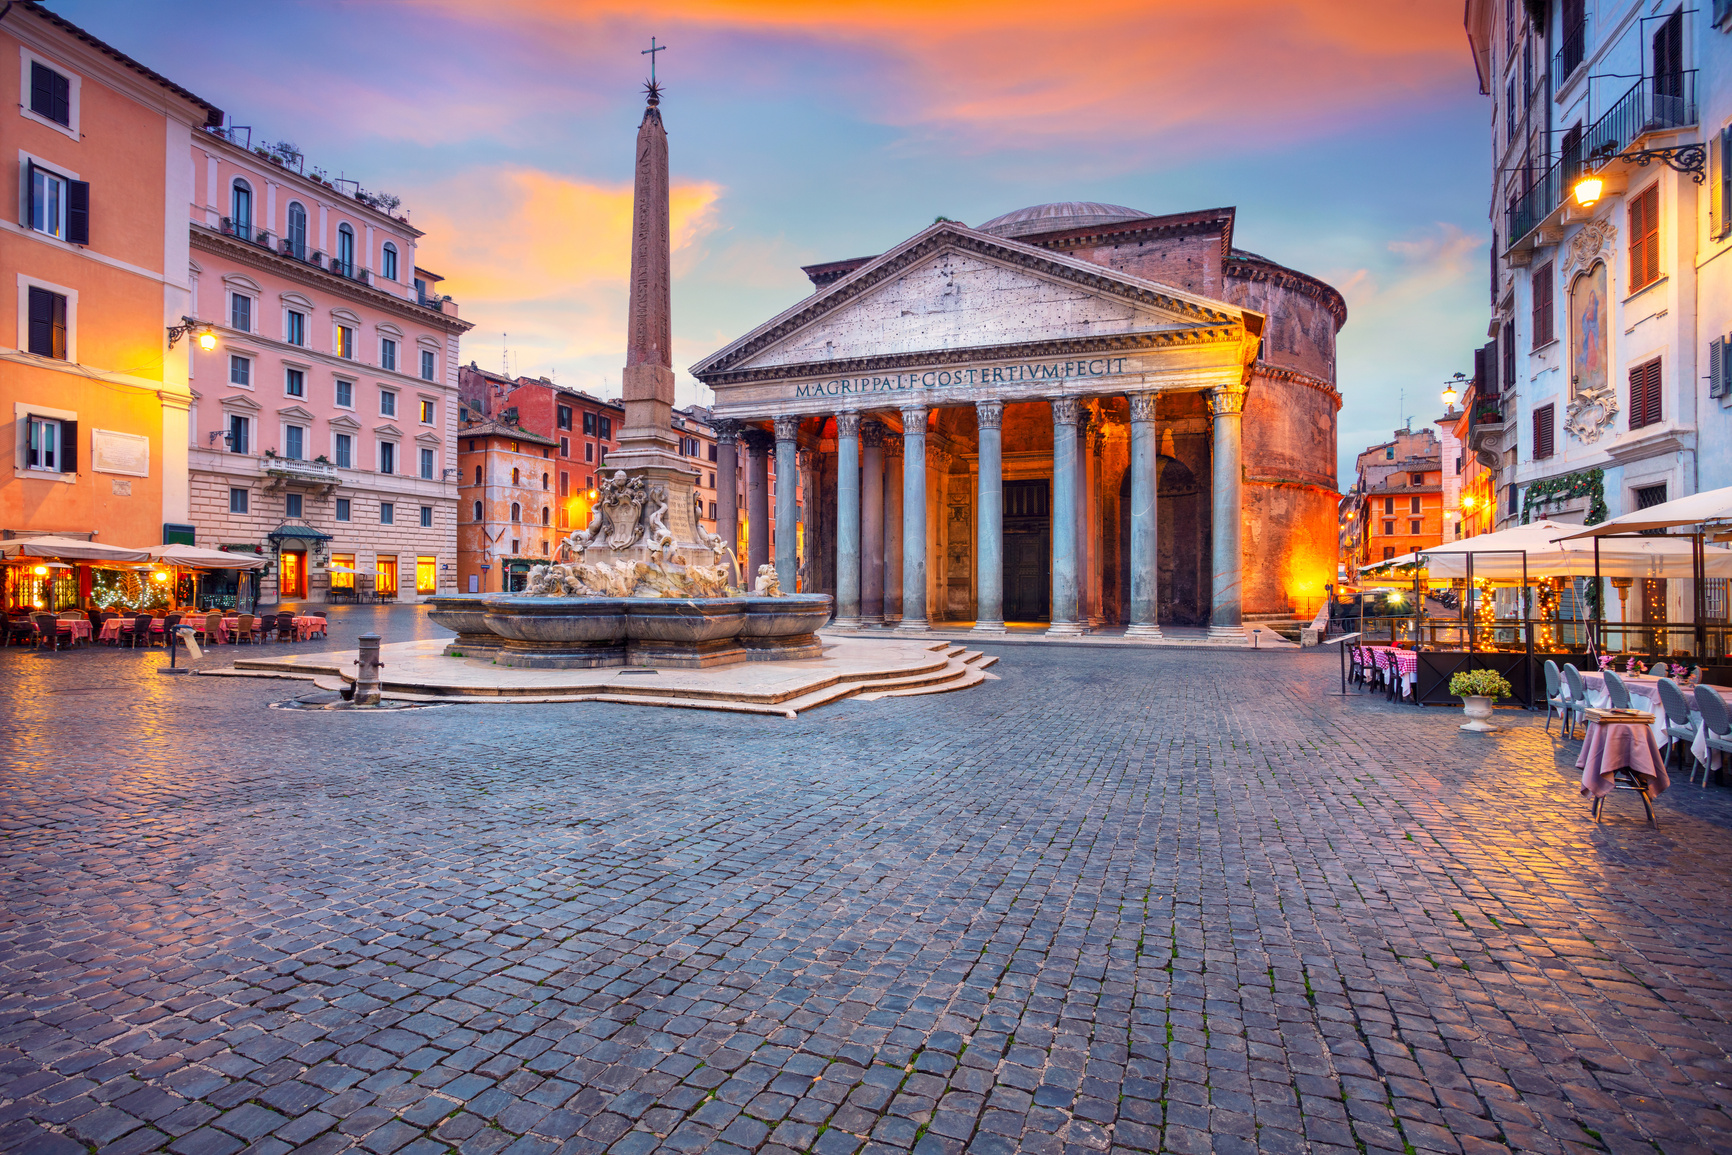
[975, 202, 1153, 238]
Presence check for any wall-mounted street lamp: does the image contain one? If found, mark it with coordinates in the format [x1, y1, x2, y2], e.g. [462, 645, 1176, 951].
[167, 315, 217, 350]
[1441, 371, 1467, 413]
[1572, 141, 1706, 208]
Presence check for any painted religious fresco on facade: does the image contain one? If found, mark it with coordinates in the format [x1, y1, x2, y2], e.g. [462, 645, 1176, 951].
[1570, 261, 1608, 398]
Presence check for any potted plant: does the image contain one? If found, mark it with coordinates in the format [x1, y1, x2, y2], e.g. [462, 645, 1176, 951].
[1450, 668, 1512, 733]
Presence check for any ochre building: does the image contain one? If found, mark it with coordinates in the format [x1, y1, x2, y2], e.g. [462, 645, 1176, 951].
[691, 203, 1344, 637]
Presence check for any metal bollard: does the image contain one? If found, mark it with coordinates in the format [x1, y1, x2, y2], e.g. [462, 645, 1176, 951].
[354, 632, 383, 705]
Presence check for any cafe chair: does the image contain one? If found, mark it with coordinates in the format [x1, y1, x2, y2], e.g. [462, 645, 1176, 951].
[128, 612, 155, 648]
[1543, 660, 1575, 736]
[197, 612, 221, 644]
[233, 613, 255, 644]
[1657, 678, 1703, 782]
[1649, 661, 1669, 676]
[1693, 684, 1732, 787]
[32, 613, 71, 651]
[1562, 664, 1588, 738]
[98, 612, 118, 644]
[1602, 669, 1633, 711]
[275, 612, 296, 642]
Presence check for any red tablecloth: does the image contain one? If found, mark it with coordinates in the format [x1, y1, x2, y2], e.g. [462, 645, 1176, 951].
[1577, 721, 1670, 799]
[214, 615, 325, 642]
[35, 619, 92, 644]
[99, 618, 162, 643]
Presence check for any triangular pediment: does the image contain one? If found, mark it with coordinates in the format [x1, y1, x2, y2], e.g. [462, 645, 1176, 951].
[691, 222, 1253, 379]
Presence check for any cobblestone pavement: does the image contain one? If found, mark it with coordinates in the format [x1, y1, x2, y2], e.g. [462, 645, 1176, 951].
[4, 622, 1732, 1155]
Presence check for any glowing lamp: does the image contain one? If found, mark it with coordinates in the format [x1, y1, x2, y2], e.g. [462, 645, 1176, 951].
[1573, 174, 1603, 208]
[153, 570, 170, 583]
[1461, 494, 1476, 510]
[33, 565, 48, 576]
[1441, 384, 1459, 408]
[197, 330, 218, 351]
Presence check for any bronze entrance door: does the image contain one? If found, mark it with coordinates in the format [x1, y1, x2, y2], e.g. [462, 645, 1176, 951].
[1003, 479, 1050, 621]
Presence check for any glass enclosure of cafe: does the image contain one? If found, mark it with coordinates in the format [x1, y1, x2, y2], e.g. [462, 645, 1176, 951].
[1337, 520, 1732, 707]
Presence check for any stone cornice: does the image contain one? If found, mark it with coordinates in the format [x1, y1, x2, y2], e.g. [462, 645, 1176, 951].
[693, 227, 1244, 381]
[700, 326, 1242, 389]
[1022, 207, 1237, 259]
[190, 225, 473, 335]
[1249, 363, 1342, 410]
[1225, 256, 1348, 328]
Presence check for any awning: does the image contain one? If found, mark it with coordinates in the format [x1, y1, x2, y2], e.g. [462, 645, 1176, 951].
[1402, 520, 1732, 580]
[1551, 486, 1732, 538]
[267, 526, 332, 544]
[0, 535, 151, 563]
[149, 544, 269, 571]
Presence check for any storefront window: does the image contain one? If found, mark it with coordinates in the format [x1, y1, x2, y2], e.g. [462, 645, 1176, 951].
[416, 556, 437, 594]
[376, 556, 399, 596]
[330, 553, 356, 590]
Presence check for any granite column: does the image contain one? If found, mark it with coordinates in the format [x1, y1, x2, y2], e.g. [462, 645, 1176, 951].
[743, 428, 773, 581]
[972, 400, 1005, 633]
[1047, 397, 1083, 637]
[1208, 384, 1249, 642]
[713, 420, 741, 586]
[899, 405, 929, 630]
[834, 412, 862, 627]
[860, 420, 886, 626]
[773, 415, 799, 593]
[883, 436, 904, 621]
[1126, 392, 1163, 637]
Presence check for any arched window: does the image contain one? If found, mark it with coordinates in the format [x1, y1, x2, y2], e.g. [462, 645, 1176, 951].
[542, 472, 549, 490]
[472, 500, 482, 521]
[511, 467, 520, 485]
[231, 180, 253, 238]
[336, 224, 355, 274]
[541, 507, 550, 525]
[286, 202, 307, 259]
[510, 502, 521, 522]
[474, 465, 482, 485]
[381, 242, 398, 281]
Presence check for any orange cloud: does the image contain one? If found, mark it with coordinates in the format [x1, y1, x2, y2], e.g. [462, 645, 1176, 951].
[415, 168, 722, 394]
[412, 0, 1471, 153]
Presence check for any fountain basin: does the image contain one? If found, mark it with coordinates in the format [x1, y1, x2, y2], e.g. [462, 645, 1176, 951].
[482, 596, 631, 668]
[470, 593, 833, 669]
[739, 594, 831, 660]
[424, 594, 503, 658]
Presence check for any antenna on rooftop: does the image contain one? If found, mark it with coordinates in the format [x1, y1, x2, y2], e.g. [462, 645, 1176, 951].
[502, 333, 508, 377]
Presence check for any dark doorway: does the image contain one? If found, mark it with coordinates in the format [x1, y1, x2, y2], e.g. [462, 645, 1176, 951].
[1003, 479, 1049, 621]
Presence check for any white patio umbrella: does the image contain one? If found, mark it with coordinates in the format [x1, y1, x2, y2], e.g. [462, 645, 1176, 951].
[1551, 485, 1732, 538]
[1410, 520, 1732, 580]
[0, 535, 149, 562]
[148, 544, 268, 571]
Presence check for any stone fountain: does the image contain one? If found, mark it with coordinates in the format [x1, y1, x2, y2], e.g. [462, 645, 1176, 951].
[428, 77, 831, 668]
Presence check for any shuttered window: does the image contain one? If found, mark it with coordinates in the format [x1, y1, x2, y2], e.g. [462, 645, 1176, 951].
[1501, 320, 1515, 390]
[1532, 261, 1555, 346]
[1714, 127, 1732, 242]
[30, 62, 70, 125]
[26, 287, 67, 359]
[1629, 358, 1663, 429]
[1533, 403, 1555, 459]
[1629, 185, 1661, 291]
[1712, 337, 1729, 399]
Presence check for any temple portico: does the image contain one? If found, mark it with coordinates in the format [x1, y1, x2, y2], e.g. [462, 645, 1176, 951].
[692, 205, 1346, 637]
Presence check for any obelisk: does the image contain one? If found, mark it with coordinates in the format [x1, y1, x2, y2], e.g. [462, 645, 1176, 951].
[594, 79, 707, 561]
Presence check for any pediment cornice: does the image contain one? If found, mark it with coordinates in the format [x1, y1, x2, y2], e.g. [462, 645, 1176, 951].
[691, 223, 1249, 382]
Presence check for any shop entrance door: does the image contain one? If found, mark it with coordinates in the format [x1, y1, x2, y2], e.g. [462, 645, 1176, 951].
[280, 550, 307, 599]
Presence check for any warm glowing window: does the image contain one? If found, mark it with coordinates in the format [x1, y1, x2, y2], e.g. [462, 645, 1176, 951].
[416, 556, 437, 594]
[375, 556, 398, 595]
[330, 553, 355, 589]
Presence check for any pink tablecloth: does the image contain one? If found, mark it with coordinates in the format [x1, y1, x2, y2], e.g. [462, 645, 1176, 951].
[99, 618, 161, 643]
[213, 615, 326, 642]
[1577, 721, 1670, 799]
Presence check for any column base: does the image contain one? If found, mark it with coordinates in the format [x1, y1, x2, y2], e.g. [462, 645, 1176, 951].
[1045, 621, 1087, 638]
[859, 614, 885, 628]
[1124, 623, 1165, 639]
[829, 616, 863, 631]
[971, 620, 1006, 635]
[895, 617, 929, 632]
[1207, 624, 1251, 645]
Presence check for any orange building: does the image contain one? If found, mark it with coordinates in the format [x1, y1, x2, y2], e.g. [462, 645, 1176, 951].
[1, 2, 222, 574]
[455, 420, 560, 593]
[1344, 427, 1445, 573]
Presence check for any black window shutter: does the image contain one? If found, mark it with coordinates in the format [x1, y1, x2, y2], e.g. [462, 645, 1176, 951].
[25, 160, 37, 226]
[50, 290, 67, 360]
[1629, 364, 1644, 429]
[1646, 360, 1663, 426]
[60, 420, 77, 474]
[30, 62, 54, 119]
[67, 181, 89, 245]
[27, 287, 51, 355]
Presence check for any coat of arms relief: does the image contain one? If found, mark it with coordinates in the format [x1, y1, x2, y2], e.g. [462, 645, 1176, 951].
[1561, 220, 1618, 444]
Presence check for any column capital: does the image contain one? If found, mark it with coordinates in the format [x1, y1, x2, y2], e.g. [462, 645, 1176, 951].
[741, 427, 775, 454]
[773, 414, 801, 443]
[975, 399, 1003, 430]
[861, 419, 887, 448]
[834, 411, 862, 438]
[1076, 403, 1094, 436]
[882, 434, 904, 460]
[899, 405, 928, 433]
[1050, 396, 1081, 426]
[712, 418, 744, 444]
[1207, 384, 1249, 418]
[1128, 392, 1159, 424]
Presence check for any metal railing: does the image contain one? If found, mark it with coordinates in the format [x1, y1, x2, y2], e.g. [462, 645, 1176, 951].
[1551, 16, 1587, 90]
[1587, 70, 1697, 162]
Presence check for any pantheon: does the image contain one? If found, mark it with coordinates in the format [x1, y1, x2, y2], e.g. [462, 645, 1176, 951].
[691, 202, 1344, 639]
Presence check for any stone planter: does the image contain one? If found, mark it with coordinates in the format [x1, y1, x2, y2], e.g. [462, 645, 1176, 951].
[1459, 694, 1499, 732]
[738, 594, 831, 661]
[482, 596, 629, 669]
[625, 598, 748, 668]
[424, 594, 501, 658]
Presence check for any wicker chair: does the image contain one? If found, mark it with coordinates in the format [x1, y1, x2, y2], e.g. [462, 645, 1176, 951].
[275, 611, 296, 642]
[1656, 679, 1702, 781]
[1561, 665, 1588, 738]
[197, 612, 221, 644]
[1694, 685, 1732, 787]
[128, 612, 155, 648]
[233, 613, 255, 644]
[33, 613, 70, 651]
[1543, 660, 1576, 736]
[1602, 670, 1633, 711]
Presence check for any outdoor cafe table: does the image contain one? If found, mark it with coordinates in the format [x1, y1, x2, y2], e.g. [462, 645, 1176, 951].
[40, 618, 92, 645]
[1365, 646, 1417, 697]
[1582, 672, 1732, 772]
[1577, 719, 1668, 825]
[98, 617, 163, 644]
[213, 615, 326, 643]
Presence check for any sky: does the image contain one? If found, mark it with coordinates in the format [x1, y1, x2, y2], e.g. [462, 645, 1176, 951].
[50, 0, 1493, 485]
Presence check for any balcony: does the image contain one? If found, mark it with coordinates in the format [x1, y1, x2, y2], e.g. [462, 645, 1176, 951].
[264, 457, 339, 492]
[1550, 16, 1587, 92]
[1504, 71, 1697, 249]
